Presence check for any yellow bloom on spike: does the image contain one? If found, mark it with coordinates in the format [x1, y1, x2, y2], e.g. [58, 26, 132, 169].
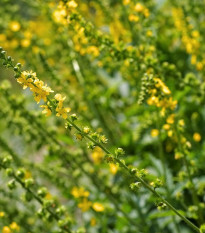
[151, 129, 159, 137]
[67, 0, 78, 8]
[109, 163, 118, 175]
[134, 3, 144, 12]
[40, 104, 52, 117]
[128, 14, 139, 22]
[71, 187, 90, 198]
[10, 21, 21, 32]
[10, 222, 20, 231]
[56, 106, 71, 119]
[55, 93, 66, 102]
[92, 202, 105, 212]
[2, 226, 11, 233]
[78, 198, 92, 212]
[193, 133, 201, 142]
[91, 147, 104, 164]
[0, 211, 5, 217]
[163, 124, 170, 130]
[166, 114, 175, 124]
[17, 71, 34, 89]
[90, 217, 97, 226]
[123, 0, 130, 5]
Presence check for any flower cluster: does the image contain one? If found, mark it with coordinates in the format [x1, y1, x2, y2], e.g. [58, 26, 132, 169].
[17, 70, 53, 104]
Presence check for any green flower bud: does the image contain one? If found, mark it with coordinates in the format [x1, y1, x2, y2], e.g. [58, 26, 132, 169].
[25, 178, 34, 188]
[6, 168, 14, 176]
[130, 182, 141, 191]
[16, 63, 21, 68]
[7, 179, 16, 189]
[115, 148, 125, 157]
[56, 205, 66, 217]
[37, 208, 45, 218]
[2, 155, 13, 167]
[25, 191, 33, 202]
[70, 113, 78, 121]
[13, 66, 18, 72]
[43, 199, 54, 208]
[87, 142, 95, 150]
[7, 56, 12, 61]
[16, 169, 25, 179]
[37, 187, 48, 198]
[83, 126, 90, 134]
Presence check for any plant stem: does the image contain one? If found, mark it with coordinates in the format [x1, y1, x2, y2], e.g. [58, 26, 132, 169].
[63, 115, 200, 233]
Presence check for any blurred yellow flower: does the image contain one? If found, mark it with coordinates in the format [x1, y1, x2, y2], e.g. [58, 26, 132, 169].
[2, 226, 11, 233]
[193, 133, 201, 142]
[90, 217, 97, 226]
[135, 3, 144, 12]
[10, 222, 20, 231]
[91, 147, 104, 164]
[78, 198, 92, 212]
[151, 129, 159, 137]
[0, 211, 5, 217]
[71, 187, 90, 198]
[109, 163, 118, 175]
[10, 21, 21, 32]
[92, 202, 105, 212]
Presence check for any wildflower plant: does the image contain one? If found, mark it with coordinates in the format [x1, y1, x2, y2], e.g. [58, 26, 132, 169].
[0, 0, 205, 233]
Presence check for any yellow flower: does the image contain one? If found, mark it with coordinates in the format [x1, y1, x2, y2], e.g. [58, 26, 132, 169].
[40, 105, 52, 117]
[178, 119, 185, 126]
[162, 85, 171, 95]
[151, 129, 159, 137]
[196, 62, 203, 71]
[135, 3, 144, 12]
[21, 39, 31, 47]
[191, 55, 197, 65]
[91, 147, 104, 164]
[56, 106, 71, 119]
[71, 187, 90, 198]
[193, 133, 201, 142]
[0, 211, 5, 217]
[33, 86, 53, 103]
[83, 126, 90, 134]
[128, 14, 139, 22]
[146, 30, 153, 37]
[143, 8, 150, 18]
[123, 0, 130, 5]
[92, 202, 105, 212]
[90, 217, 97, 226]
[10, 21, 21, 32]
[163, 124, 170, 130]
[2, 226, 11, 233]
[17, 71, 34, 89]
[55, 93, 66, 102]
[109, 163, 118, 175]
[67, 0, 78, 8]
[78, 198, 92, 212]
[168, 130, 173, 137]
[10, 222, 20, 231]
[191, 30, 200, 38]
[166, 114, 175, 124]
[86, 46, 100, 57]
[175, 152, 183, 160]
[45, 192, 52, 200]
[31, 79, 53, 103]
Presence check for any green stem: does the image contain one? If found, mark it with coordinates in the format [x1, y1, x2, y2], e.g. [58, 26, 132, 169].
[0, 163, 72, 233]
[63, 116, 200, 233]
[175, 125, 204, 225]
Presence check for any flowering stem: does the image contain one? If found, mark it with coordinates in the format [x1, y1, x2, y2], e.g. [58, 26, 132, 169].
[175, 125, 204, 225]
[62, 116, 200, 233]
[0, 163, 72, 233]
